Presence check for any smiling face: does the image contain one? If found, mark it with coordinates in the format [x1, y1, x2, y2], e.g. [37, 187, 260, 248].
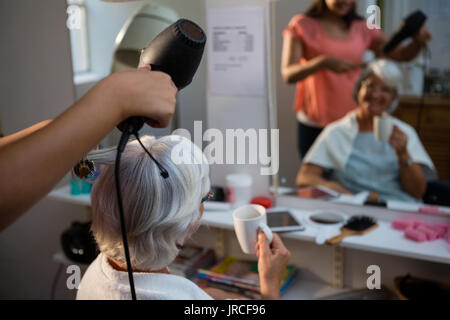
[324, 0, 356, 17]
[357, 73, 395, 117]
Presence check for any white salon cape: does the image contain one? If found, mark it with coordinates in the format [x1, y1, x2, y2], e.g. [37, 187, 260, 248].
[303, 111, 435, 201]
[76, 253, 213, 300]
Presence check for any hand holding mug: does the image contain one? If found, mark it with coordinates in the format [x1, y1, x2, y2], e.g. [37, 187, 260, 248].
[256, 232, 291, 300]
[389, 125, 408, 157]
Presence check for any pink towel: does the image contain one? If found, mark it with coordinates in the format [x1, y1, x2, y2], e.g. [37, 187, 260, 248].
[392, 219, 449, 244]
[434, 223, 450, 232]
[429, 225, 447, 238]
[392, 219, 414, 230]
[408, 219, 426, 228]
[404, 227, 427, 242]
[416, 225, 439, 241]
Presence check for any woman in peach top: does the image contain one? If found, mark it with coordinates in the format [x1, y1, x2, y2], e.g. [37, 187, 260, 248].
[281, 0, 431, 158]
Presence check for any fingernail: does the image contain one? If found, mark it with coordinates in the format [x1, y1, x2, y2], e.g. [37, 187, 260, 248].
[140, 64, 151, 71]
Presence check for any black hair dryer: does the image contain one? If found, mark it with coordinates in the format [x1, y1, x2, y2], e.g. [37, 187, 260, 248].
[118, 18, 207, 133]
[383, 10, 427, 54]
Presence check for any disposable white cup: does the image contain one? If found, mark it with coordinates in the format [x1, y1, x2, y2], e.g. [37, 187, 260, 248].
[226, 173, 252, 208]
[374, 115, 394, 141]
[233, 204, 273, 254]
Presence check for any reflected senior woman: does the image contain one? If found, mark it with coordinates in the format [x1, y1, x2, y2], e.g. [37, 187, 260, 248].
[296, 59, 435, 202]
[77, 135, 290, 300]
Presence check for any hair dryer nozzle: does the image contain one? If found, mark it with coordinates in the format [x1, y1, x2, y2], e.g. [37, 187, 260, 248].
[139, 18, 207, 90]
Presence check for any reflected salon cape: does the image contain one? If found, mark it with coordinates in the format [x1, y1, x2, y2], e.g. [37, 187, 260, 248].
[303, 111, 435, 172]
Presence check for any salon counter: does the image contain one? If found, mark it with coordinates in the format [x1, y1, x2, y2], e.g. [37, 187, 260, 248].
[48, 185, 450, 265]
[201, 202, 450, 265]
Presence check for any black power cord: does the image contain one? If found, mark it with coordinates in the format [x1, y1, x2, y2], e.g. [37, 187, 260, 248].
[115, 122, 169, 300]
[134, 133, 169, 179]
[116, 127, 137, 300]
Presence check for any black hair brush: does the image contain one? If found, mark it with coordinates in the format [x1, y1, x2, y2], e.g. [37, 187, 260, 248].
[326, 216, 378, 245]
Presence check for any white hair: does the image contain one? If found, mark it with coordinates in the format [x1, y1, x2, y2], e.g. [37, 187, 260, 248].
[88, 135, 210, 270]
[354, 59, 403, 113]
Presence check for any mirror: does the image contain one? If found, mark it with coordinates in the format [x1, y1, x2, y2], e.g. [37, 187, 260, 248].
[65, 0, 449, 216]
[309, 211, 345, 225]
[272, 0, 450, 216]
[306, 210, 347, 245]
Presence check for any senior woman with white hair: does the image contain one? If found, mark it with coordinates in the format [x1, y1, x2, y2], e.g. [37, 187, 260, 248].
[77, 135, 290, 300]
[296, 59, 435, 202]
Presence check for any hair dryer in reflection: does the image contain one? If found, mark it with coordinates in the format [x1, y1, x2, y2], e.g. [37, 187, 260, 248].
[383, 10, 427, 54]
[118, 18, 207, 134]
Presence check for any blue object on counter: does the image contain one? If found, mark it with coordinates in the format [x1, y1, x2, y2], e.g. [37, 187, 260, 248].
[70, 176, 92, 195]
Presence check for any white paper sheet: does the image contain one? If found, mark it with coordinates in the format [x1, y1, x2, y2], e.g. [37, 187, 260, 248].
[207, 7, 266, 96]
[331, 191, 370, 205]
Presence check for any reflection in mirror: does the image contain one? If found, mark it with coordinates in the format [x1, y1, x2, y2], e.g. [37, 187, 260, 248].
[273, 0, 450, 216]
[113, 49, 141, 70]
[310, 211, 345, 225]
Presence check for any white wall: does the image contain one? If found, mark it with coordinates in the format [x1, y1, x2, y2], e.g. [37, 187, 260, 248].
[205, 0, 275, 197]
[0, 1, 75, 132]
[0, 0, 87, 299]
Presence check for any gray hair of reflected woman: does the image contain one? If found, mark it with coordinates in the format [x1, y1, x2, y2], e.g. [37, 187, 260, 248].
[353, 59, 403, 113]
[86, 135, 210, 270]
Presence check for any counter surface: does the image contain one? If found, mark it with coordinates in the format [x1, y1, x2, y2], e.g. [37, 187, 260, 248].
[48, 185, 450, 265]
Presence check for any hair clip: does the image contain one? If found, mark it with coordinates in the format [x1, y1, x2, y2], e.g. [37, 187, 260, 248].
[201, 191, 215, 203]
[72, 159, 100, 182]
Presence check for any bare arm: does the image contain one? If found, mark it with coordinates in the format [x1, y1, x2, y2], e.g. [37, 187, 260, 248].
[281, 34, 358, 84]
[398, 155, 427, 199]
[0, 69, 177, 231]
[296, 163, 352, 194]
[281, 34, 322, 83]
[371, 27, 431, 62]
[390, 126, 427, 199]
[0, 120, 52, 150]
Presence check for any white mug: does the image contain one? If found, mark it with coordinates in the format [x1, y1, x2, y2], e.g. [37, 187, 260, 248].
[226, 173, 253, 209]
[374, 115, 393, 142]
[233, 204, 273, 254]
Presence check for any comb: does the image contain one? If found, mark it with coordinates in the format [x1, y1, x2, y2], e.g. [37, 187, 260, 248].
[326, 216, 378, 245]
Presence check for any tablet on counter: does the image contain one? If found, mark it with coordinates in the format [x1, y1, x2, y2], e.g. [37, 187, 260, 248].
[266, 209, 305, 232]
